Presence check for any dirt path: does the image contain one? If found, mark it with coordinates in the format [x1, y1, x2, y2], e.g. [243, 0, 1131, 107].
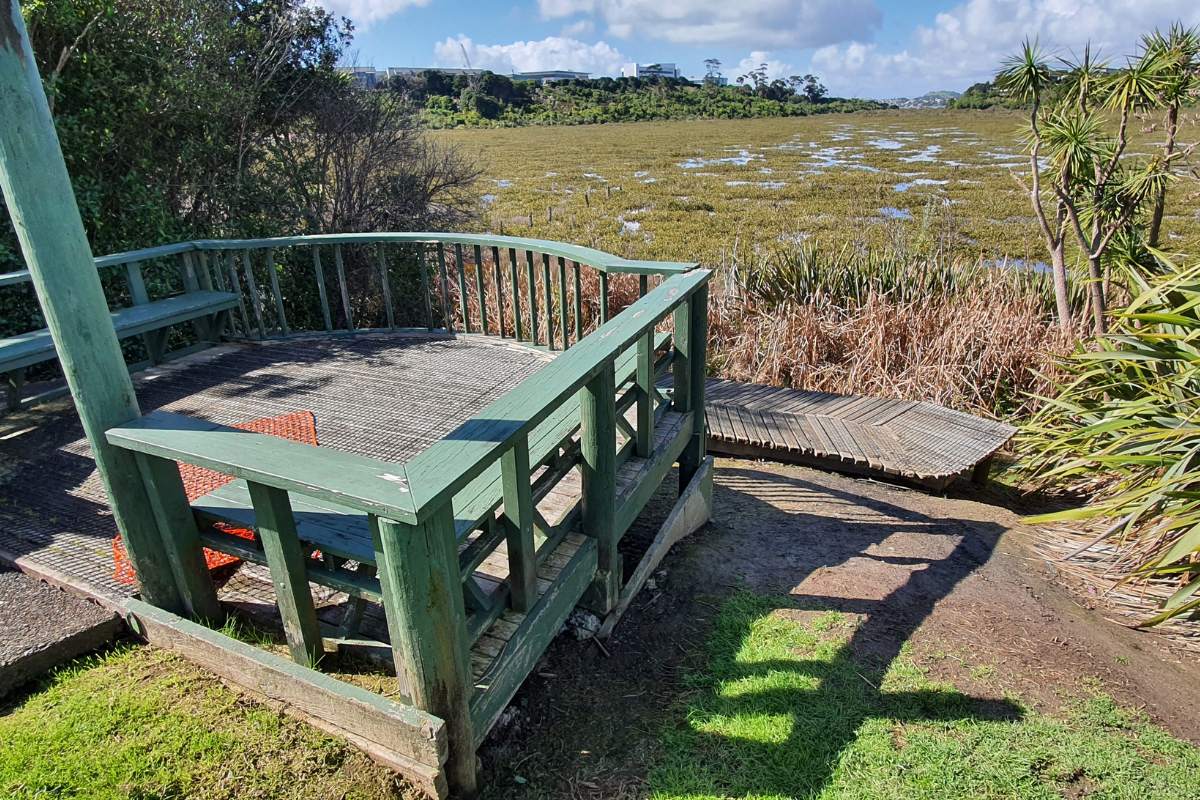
[477, 457, 1198, 798]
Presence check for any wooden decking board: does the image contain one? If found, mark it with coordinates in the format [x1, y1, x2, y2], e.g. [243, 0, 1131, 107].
[703, 379, 1015, 490]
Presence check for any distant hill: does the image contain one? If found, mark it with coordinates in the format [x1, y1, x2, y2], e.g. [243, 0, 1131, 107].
[883, 90, 961, 109]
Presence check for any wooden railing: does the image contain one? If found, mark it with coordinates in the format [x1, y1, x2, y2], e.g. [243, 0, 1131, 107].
[2, 232, 694, 355]
[102, 235, 710, 796]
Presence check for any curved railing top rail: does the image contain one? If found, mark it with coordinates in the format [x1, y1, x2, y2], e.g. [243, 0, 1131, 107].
[0, 232, 697, 287]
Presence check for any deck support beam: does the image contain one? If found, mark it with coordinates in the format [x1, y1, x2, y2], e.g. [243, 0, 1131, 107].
[673, 284, 708, 491]
[0, 3, 185, 612]
[580, 362, 619, 613]
[371, 508, 478, 797]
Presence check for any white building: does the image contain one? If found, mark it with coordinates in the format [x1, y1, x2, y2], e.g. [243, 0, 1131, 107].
[621, 62, 680, 79]
[511, 70, 590, 84]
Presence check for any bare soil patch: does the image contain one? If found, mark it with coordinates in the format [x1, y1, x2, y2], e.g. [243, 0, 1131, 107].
[477, 457, 1198, 798]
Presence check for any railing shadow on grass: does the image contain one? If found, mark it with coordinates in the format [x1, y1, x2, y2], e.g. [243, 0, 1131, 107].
[651, 464, 1023, 798]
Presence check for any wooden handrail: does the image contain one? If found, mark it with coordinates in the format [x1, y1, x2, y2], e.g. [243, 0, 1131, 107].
[404, 268, 711, 516]
[0, 233, 697, 285]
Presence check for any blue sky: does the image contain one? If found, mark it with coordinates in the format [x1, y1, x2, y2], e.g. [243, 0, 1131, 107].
[316, 1, 1200, 99]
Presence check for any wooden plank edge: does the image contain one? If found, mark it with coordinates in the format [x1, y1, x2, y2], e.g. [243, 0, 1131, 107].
[122, 598, 448, 774]
[0, 544, 128, 615]
[468, 537, 598, 748]
[598, 456, 712, 639]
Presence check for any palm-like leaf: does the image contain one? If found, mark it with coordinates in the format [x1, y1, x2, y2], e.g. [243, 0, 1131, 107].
[1020, 254, 1200, 625]
[997, 39, 1052, 102]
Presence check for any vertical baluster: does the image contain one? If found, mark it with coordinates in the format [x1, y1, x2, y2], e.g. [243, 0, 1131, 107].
[474, 244, 487, 334]
[677, 284, 709, 490]
[377, 243, 395, 330]
[247, 482, 322, 666]
[437, 242, 452, 331]
[636, 329, 655, 457]
[311, 246, 333, 332]
[225, 251, 250, 335]
[125, 261, 149, 306]
[639, 274, 648, 297]
[334, 244, 354, 331]
[492, 246, 504, 338]
[370, 508, 476, 796]
[180, 252, 200, 292]
[417, 244, 434, 331]
[454, 243, 469, 332]
[542, 252, 554, 351]
[509, 248, 522, 340]
[208, 251, 227, 292]
[572, 262, 583, 343]
[599, 271, 610, 323]
[263, 248, 289, 336]
[580, 362, 618, 613]
[196, 251, 214, 291]
[557, 257, 569, 349]
[525, 250, 538, 344]
[500, 436, 536, 612]
[241, 249, 267, 339]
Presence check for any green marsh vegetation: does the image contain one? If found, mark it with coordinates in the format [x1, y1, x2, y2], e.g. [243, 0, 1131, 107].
[440, 108, 1196, 416]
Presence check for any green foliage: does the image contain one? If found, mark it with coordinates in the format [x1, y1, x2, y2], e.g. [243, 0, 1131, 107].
[650, 592, 1200, 799]
[1021, 254, 1200, 625]
[389, 73, 886, 129]
[2, 1, 478, 342]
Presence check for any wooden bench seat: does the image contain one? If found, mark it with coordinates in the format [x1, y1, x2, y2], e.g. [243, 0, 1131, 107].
[1, 290, 238, 409]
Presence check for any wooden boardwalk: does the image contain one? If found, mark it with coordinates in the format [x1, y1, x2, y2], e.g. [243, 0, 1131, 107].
[703, 379, 1016, 490]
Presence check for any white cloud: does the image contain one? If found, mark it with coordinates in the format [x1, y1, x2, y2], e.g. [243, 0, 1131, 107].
[812, 0, 1200, 98]
[734, 51, 797, 82]
[561, 19, 595, 38]
[311, 0, 429, 27]
[538, 0, 881, 49]
[434, 35, 626, 75]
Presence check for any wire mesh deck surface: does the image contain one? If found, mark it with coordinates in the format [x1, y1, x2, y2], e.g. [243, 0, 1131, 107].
[0, 334, 553, 603]
[704, 378, 1016, 490]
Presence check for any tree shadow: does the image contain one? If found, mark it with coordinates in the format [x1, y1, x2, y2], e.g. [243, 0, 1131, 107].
[650, 464, 1022, 797]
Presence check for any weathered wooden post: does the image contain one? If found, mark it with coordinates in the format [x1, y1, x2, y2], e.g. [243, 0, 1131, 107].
[580, 362, 618, 613]
[673, 284, 708, 490]
[0, 1, 211, 615]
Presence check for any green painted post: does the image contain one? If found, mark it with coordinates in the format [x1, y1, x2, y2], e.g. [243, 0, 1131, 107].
[580, 362, 619, 613]
[474, 244, 487, 334]
[542, 252, 554, 351]
[134, 453, 222, 622]
[491, 245, 503, 337]
[508, 248, 522, 340]
[500, 436, 536, 612]
[599, 271, 610, 323]
[247, 481, 322, 666]
[525, 250, 538, 344]
[0, 3, 184, 612]
[557, 256, 569, 349]
[678, 285, 708, 490]
[635, 330, 654, 457]
[454, 243, 469, 332]
[371, 507, 477, 796]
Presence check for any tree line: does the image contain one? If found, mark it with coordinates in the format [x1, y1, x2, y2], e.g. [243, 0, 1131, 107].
[387, 69, 882, 128]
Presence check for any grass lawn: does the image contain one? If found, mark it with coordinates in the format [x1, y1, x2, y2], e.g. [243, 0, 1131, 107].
[0, 643, 415, 800]
[650, 592, 1199, 799]
[2, 595, 1195, 799]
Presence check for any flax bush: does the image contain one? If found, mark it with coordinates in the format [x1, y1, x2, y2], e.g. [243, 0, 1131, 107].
[1020, 254, 1200, 624]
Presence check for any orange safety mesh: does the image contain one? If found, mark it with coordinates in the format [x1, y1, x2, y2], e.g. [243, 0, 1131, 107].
[112, 410, 319, 585]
